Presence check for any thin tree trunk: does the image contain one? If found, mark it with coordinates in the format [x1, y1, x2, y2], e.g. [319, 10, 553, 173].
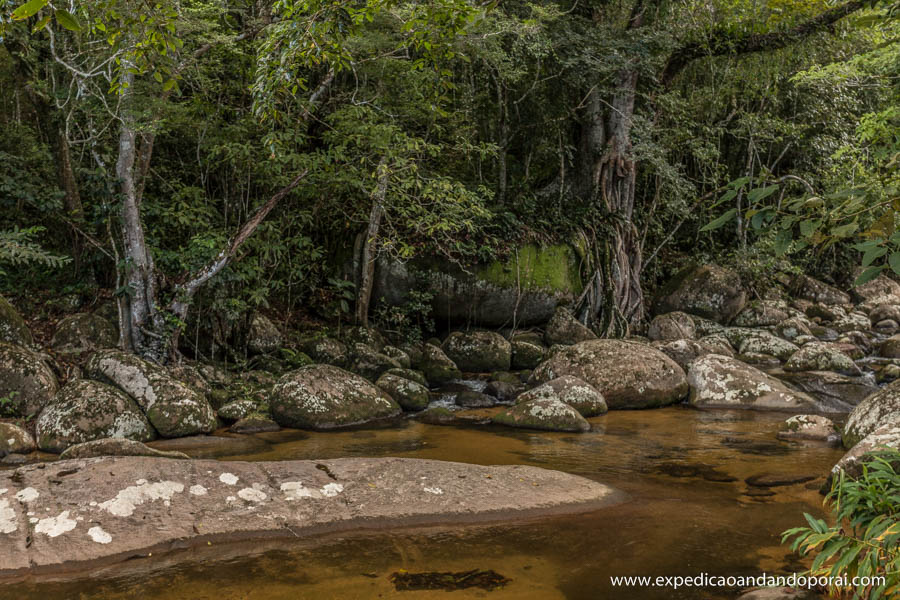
[356, 158, 390, 327]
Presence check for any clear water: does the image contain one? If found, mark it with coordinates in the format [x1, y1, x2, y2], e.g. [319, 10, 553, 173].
[4, 406, 846, 600]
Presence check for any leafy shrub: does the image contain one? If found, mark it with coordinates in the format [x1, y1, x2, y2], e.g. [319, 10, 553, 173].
[783, 449, 900, 600]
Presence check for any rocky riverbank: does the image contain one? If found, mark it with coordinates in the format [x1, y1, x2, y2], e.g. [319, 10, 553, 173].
[0, 456, 621, 577]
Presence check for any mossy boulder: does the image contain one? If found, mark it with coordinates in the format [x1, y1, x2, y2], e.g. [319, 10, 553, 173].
[247, 314, 282, 355]
[784, 342, 860, 375]
[493, 397, 590, 432]
[516, 375, 607, 417]
[648, 311, 696, 341]
[0, 295, 32, 346]
[420, 344, 461, 385]
[511, 340, 545, 370]
[776, 415, 838, 444]
[655, 339, 730, 371]
[653, 264, 746, 323]
[0, 341, 58, 417]
[687, 354, 819, 411]
[50, 312, 117, 354]
[376, 373, 430, 411]
[384, 368, 428, 387]
[218, 399, 258, 423]
[442, 330, 511, 372]
[343, 326, 387, 352]
[853, 273, 900, 310]
[842, 380, 900, 448]
[382, 346, 411, 369]
[35, 379, 156, 453]
[774, 317, 813, 341]
[791, 274, 850, 306]
[86, 349, 216, 438]
[530, 339, 687, 409]
[349, 343, 402, 381]
[297, 336, 348, 367]
[0, 422, 35, 456]
[373, 244, 584, 327]
[270, 364, 401, 429]
[733, 300, 790, 327]
[544, 306, 596, 346]
[230, 414, 280, 434]
[456, 390, 497, 408]
[724, 328, 799, 361]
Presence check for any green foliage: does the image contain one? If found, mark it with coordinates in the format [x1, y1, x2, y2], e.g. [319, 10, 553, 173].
[373, 288, 435, 343]
[0, 227, 69, 276]
[783, 449, 900, 599]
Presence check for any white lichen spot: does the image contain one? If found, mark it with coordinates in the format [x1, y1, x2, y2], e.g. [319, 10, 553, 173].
[88, 526, 112, 544]
[35, 511, 77, 538]
[15, 487, 39, 503]
[219, 473, 239, 486]
[225, 496, 237, 504]
[320, 483, 343, 497]
[237, 488, 267, 502]
[99, 481, 185, 517]
[281, 481, 317, 500]
[0, 488, 6, 496]
[0, 499, 17, 534]
[29, 518, 38, 524]
[423, 487, 443, 495]
[189, 485, 208, 496]
[135, 479, 147, 485]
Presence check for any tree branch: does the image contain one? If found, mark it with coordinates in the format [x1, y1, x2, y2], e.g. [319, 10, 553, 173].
[661, 0, 865, 85]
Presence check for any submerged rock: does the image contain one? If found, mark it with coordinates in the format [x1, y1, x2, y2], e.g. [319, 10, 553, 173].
[270, 364, 401, 429]
[376, 373, 430, 411]
[50, 313, 117, 354]
[493, 397, 590, 432]
[531, 340, 688, 409]
[0, 342, 59, 418]
[229, 415, 280, 434]
[653, 264, 746, 323]
[687, 354, 819, 411]
[516, 376, 607, 417]
[35, 379, 156, 453]
[86, 349, 216, 438]
[776, 415, 839, 444]
[59, 438, 189, 460]
[442, 330, 511, 372]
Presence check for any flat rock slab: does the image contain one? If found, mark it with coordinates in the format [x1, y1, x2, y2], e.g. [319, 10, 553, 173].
[0, 456, 620, 577]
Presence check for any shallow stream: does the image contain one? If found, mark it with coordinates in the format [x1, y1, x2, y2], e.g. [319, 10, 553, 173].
[8, 406, 845, 600]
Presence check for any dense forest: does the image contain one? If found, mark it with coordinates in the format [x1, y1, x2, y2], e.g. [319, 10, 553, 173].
[1, 0, 900, 598]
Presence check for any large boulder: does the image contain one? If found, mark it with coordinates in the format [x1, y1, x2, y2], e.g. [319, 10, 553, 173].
[653, 264, 746, 323]
[687, 354, 819, 411]
[647, 311, 695, 341]
[493, 397, 590, 432]
[442, 330, 511, 372]
[776, 414, 839, 444]
[775, 370, 875, 410]
[420, 344, 461, 385]
[733, 300, 791, 327]
[87, 350, 216, 438]
[0, 342, 58, 417]
[0, 423, 35, 456]
[853, 273, 900, 310]
[34, 379, 156, 453]
[655, 338, 733, 370]
[544, 306, 596, 346]
[842, 380, 900, 448]
[349, 343, 401, 381]
[516, 376, 607, 417]
[50, 313, 117, 354]
[247, 314, 282, 355]
[830, 424, 900, 482]
[376, 373, 430, 411]
[373, 244, 584, 327]
[270, 364, 401, 429]
[791, 274, 850, 305]
[531, 340, 688, 409]
[511, 340, 545, 370]
[0, 296, 32, 346]
[784, 342, 860, 375]
[724, 328, 799, 361]
[297, 336, 348, 367]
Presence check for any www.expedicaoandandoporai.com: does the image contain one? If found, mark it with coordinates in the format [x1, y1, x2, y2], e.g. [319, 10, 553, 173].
[609, 573, 886, 590]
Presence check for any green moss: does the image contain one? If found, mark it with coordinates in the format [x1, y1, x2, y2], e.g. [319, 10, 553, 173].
[476, 244, 583, 295]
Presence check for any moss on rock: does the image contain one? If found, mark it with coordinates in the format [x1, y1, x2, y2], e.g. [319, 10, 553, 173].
[0, 341, 58, 417]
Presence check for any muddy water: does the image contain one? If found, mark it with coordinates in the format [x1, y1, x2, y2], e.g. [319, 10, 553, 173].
[8, 407, 845, 600]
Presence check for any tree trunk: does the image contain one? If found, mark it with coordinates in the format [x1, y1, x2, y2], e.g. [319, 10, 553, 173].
[356, 159, 390, 327]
